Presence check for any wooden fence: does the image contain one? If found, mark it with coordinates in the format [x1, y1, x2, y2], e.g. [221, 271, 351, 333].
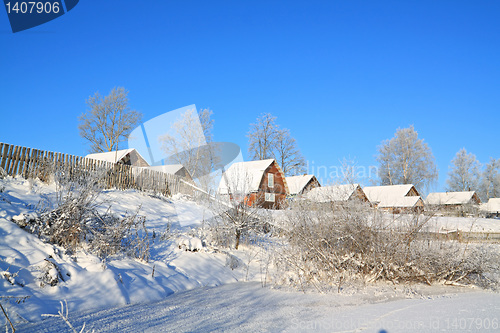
[417, 230, 500, 243]
[0, 142, 197, 197]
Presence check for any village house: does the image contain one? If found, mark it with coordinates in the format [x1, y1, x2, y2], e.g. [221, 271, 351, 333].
[305, 184, 369, 204]
[85, 148, 149, 167]
[285, 174, 321, 197]
[480, 198, 500, 218]
[218, 159, 289, 209]
[363, 184, 424, 213]
[426, 191, 481, 216]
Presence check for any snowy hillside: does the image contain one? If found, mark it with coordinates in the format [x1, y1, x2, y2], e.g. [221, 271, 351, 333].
[1, 176, 499, 332]
[0, 176, 264, 328]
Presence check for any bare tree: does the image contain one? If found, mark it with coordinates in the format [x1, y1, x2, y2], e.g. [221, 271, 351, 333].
[275, 128, 306, 176]
[213, 169, 265, 250]
[479, 158, 500, 201]
[339, 156, 359, 185]
[446, 148, 481, 192]
[377, 126, 438, 193]
[248, 113, 306, 176]
[247, 113, 278, 160]
[159, 108, 218, 191]
[79, 87, 142, 153]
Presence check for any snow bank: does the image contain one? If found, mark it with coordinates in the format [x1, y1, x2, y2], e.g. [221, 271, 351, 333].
[0, 177, 254, 327]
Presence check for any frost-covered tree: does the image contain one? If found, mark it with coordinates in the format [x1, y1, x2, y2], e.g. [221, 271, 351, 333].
[446, 148, 481, 192]
[214, 169, 266, 250]
[159, 108, 218, 191]
[274, 128, 306, 176]
[479, 158, 500, 200]
[339, 156, 359, 185]
[79, 87, 142, 153]
[247, 113, 306, 176]
[247, 113, 278, 160]
[377, 126, 438, 193]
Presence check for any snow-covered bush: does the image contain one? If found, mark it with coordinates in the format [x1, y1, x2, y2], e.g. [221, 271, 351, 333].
[87, 210, 150, 261]
[25, 177, 102, 251]
[16, 168, 150, 261]
[225, 253, 243, 270]
[206, 196, 271, 250]
[177, 235, 204, 252]
[38, 257, 65, 287]
[275, 200, 499, 291]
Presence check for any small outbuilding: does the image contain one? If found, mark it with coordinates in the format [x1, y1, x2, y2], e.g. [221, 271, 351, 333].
[426, 191, 481, 216]
[86, 148, 149, 167]
[377, 196, 425, 214]
[286, 174, 321, 197]
[218, 159, 289, 209]
[363, 184, 423, 213]
[480, 198, 500, 218]
[306, 184, 369, 203]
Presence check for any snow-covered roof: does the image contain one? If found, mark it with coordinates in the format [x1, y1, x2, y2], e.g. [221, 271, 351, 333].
[305, 184, 361, 203]
[363, 184, 417, 204]
[426, 191, 479, 206]
[286, 175, 316, 195]
[377, 196, 423, 208]
[218, 159, 279, 195]
[86, 148, 143, 164]
[484, 198, 500, 213]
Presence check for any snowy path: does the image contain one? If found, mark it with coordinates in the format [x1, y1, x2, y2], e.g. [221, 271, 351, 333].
[19, 282, 500, 332]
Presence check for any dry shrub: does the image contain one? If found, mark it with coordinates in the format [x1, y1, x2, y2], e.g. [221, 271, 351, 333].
[275, 200, 498, 291]
[20, 168, 149, 261]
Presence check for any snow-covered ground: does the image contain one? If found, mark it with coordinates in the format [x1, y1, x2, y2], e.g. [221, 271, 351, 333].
[0, 176, 260, 327]
[18, 282, 500, 332]
[1, 176, 499, 332]
[426, 215, 500, 233]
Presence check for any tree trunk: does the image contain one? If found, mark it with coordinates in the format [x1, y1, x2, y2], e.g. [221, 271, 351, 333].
[235, 230, 241, 250]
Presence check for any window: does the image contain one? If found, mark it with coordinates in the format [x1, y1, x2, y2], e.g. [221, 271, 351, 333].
[265, 192, 275, 202]
[268, 173, 274, 188]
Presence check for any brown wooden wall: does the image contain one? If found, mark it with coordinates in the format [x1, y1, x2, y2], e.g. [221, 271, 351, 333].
[247, 161, 288, 209]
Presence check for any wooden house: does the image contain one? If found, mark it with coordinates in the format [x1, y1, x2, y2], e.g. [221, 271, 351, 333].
[426, 191, 481, 216]
[286, 174, 321, 197]
[481, 198, 500, 218]
[305, 184, 369, 204]
[363, 184, 424, 213]
[218, 159, 289, 209]
[86, 148, 149, 167]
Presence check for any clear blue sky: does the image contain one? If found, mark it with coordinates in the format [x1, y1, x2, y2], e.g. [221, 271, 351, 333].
[1, 1, 499, 191]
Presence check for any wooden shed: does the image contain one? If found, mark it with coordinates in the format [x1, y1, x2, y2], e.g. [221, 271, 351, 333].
[481, 198, 500, 218]
[363, 184, 423, 213]
[145, 164, 195, 184]
[285, 174, 321, 197]
[426, 191, 481, 216]
[218, 159, 289, 209]
[86, 148, 149, 167]
[306, 184, 369, 203]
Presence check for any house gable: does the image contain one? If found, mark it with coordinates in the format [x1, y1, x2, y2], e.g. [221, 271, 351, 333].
[218, 159, 289, 209]
[426, 191, 481, 206]
[86, 148, 149, 167]
[286, 175, 321, 196]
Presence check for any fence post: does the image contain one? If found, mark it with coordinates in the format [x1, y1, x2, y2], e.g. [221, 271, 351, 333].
[9, 145, 20, 176]
[0, 143, 8, 171]
[12, 146, 25, 176]
[22, 147, 31, 178]
[0, 143, 4, 171]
